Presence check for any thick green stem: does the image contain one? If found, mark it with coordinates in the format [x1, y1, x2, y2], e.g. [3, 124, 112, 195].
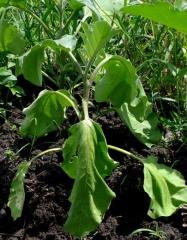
[107, 145, 143, 163]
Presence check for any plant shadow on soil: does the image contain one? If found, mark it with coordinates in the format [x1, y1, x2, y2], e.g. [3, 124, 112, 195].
[0, 84, 187, 239]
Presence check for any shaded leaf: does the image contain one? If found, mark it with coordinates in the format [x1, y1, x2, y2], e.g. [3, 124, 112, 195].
[95, 56, 137, 108]
[121, 1, 187, 34]
[143, 156, 187, 218]
[21, 89, 79, 137]
[16, 35, 76, 86]
[61, 119, 118, 237]
[0, 20, 25, 54]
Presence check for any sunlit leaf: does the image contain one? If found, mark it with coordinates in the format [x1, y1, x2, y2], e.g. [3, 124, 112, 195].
[143, 156, 187, 218]
[80, 21, 119, 63]
[10, 0, 26, 8]
[7, 161, 31, 220]
[21, 89, 79, 137]
[121, 1, 187, 34]
[61, 119, 118, 237]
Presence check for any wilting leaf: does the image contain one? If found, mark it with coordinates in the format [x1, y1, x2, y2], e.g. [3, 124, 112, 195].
[61, 119, 118, 237]
[21, 89, 79, 137]
[143, 156, 187, 218]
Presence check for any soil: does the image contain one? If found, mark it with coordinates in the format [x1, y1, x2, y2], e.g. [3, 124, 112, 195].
[1, 82, 187, 240]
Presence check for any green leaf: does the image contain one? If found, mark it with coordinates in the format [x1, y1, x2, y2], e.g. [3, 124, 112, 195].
[61, 119, 118, 237]
[70, 0, 124, 20]
[16, 45, 45, 86]
[115, 78, 161, 147]
[10, 0, 26, 8]
[121, 1, 187, 34]
[0, 67, 17, 86]
[0, 20, 25, 54]
[16, 35, 76, 86]
[0, 0, 8, 7]
[80, 21, 119, 62]
[116, 104, 161, 148]
[95, 56, 137, 108]
[7, 161, 31, 220]
[70, 0, 101, 19]
[143, 156, 187, 218]
[21, 89, 79, 137]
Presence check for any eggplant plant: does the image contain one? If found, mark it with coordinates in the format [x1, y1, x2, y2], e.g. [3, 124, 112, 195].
[1, 0, 187, 238]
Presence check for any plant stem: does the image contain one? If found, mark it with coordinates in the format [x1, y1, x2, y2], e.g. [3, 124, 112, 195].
[89, 56, 111, 85]
[18, 8, 54, 38]
[107, 145, 143, 163]
[31, 148, 62, 163]
[42, 71, 59, 87]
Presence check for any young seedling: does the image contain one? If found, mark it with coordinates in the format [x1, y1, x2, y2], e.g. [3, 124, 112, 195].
[1, 0, 187, 238]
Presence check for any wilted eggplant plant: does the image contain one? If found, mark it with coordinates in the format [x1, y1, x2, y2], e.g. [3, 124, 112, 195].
[1, 0, 187, 238]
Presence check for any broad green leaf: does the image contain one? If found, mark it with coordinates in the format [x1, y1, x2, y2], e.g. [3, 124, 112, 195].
[21, 89, 79, 137]
[80, 21, 119, 62]
[70, 0, 124, 20]
[18, 45, 45, 86]
[0, 20, 25, 54]
[121, 1, 187, 34]
[10, 0, 26, 8]
[0, 67, 17, 86]
[116, 103, 161, 147]
[7, 161, 31, 220]
[95, 56, 137, 108]
[16, 35, 76, 86]
[61, 119, 118, 237]
[143, 156, 187, 218]
[70, 0, 101, 19]
[0, 0, 8, 7]
[42, 35, 77, 53]
[114, 77, 161, 147]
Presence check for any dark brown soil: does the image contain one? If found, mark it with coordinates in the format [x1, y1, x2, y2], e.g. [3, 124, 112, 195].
[1, 86, 187, 239]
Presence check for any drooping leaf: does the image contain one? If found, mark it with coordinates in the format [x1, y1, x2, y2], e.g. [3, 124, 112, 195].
[21, 89, 79, 137]
[80, 21, 119, 63]
[143, 156, 187, 219]
[7, 161, 31, 220]
[61, 119, 118, 237]
[16, 45, 45, 86]
[114, 77, 161, 147]
[121, 1, 187, 34]
[15, 35, 76, 86]
[0, 20, 25, 54]
[95, 56, 137, 108]
[116, 103, 161, 148]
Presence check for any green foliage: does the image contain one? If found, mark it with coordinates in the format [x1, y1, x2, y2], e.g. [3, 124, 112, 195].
[122, 2, 187, 34]
[4, 0, 187, 238]
[61, 119, 118, 237]
[7, 161, 31, 219]
[16, 35, 77, 86]
[0, 20, 25, 54]
[21, 89, 79, 137]
[143, 156, 187, 218]
[95, 56, 137, 108]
